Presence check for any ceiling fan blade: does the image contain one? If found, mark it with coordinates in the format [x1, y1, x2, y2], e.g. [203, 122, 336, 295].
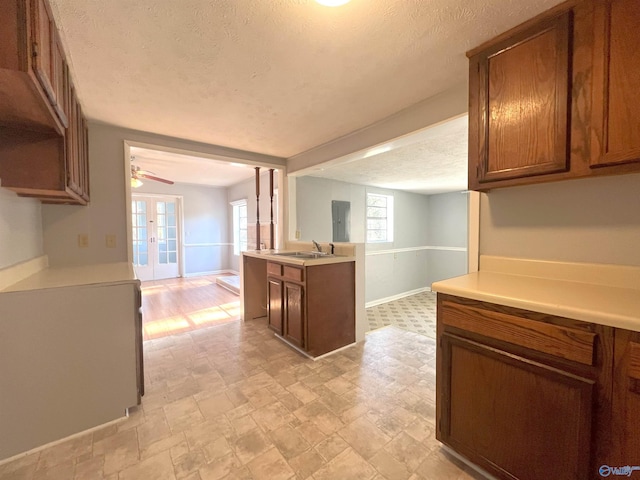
[138, 173, 174, 184]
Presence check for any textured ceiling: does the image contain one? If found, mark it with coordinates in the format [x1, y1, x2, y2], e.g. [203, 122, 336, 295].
[49, 0, 564, 159]
[130, 147, 258, 187]
[306, 115, 468, 195]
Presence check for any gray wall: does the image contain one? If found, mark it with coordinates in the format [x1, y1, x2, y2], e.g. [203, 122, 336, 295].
[0, 189, 43, 269]
[480, 173, 640, 266]
[295, 176, 365, 243]
[295, 177, 467, 304]
[135, 182, 231, 275]
[41, 123, 285, 268]
[426, 192, 468, 285]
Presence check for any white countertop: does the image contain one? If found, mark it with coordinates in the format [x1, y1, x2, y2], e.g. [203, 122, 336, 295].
[2, 262, 138, 293]
[432, 256, 640, 332]
[242, 249, 355, 266]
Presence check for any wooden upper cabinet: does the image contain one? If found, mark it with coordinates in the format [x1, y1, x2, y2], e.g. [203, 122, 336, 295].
[31, 0, 55, 103]
[31, 0, 68, 128]
[590, 0, 640, 168]
[469, 11, 572, 187]
[51, 30, 69, 128]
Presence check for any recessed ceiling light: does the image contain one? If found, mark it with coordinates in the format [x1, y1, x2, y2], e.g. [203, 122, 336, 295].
[315, 0, 351, 6]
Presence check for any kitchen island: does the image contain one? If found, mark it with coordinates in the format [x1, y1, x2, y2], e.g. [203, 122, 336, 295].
[432, 256, 640, 480]
[241, 242, 358, 358]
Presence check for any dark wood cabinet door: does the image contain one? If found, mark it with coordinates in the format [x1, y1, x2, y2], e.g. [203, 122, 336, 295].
[471, 11, 572, 185]
[31, 0, 56, 103]
[438, 333, 593, 480]
[591, 0, 640, 168]
[284, 282, 304, 349]
[50, 30, 68, 128]
[610, 331, 640, 466]
[267, 278, 283, 335]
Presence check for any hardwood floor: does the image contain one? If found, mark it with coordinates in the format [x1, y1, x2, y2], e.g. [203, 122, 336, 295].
[141, 275, 240, 340]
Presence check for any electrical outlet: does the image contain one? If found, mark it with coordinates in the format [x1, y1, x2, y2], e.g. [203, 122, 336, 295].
[78, 234, 89, 248]
[295, 230, 301, 239]
[106, 234, 116, 248]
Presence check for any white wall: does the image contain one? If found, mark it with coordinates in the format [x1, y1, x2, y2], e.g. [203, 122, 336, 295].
[42, 123, 286, 268]
[135, 182, 231, 275]
[480, 173, 640, 266]
[0, 189, 43, 269]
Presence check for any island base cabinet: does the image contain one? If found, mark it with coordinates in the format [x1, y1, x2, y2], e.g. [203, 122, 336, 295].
[267, 278, 283, 335]
[283, 282, 304, 349]
[266, 260, 355, 358]
[438, 333, 593, 480]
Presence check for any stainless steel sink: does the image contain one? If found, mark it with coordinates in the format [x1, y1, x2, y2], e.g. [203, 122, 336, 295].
[271, 251, 333, 259]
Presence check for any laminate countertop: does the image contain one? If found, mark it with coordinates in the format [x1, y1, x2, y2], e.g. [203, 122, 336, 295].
[242, 250, 355, 267]
[432, 256, 640, 332]
[1, 262, 138, 293]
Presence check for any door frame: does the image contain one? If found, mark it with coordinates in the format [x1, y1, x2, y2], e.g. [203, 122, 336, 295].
[131, 193, 185, 279]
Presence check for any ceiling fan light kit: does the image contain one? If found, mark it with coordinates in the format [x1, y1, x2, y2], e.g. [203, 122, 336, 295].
[131, 165, 175, 186]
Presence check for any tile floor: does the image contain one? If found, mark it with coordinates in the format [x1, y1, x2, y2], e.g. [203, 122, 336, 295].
[367, 292, 437, 338]
[0, 316, 484, 480]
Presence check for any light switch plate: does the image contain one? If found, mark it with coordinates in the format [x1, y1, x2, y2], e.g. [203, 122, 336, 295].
[78, 234, 89, 248]
[106, 234, 116, 248]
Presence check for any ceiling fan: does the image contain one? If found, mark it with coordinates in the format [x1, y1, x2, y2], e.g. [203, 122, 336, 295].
[130, 164, 174, 188]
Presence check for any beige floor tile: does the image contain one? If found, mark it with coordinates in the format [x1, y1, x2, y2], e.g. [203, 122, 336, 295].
[36, 434, 92, 470]
[119, 450, 175, 480]
[369, 449, 413, 480]
[173, 450, 208, 479]
[294, 401, 344, 436]
[183, 418, 233, 450]
[294, 421, 327, 446]
[311, 447, 377, 480]
[33, 459, 75, 480]
[250, 401, 295, 432]
[247, 447, 295, 480]
[202, 436, 233, 463]
[141, 432, 186, 460]
[73, 455, 105, 479]
[198, 452, 243, 480]
[314, 433, 349, 462]
[0, 452, 40, 479]
[93, 428, 139, 476]
[233, 428, 272, 465]
[268, 425, 310, 460]
[197, 392, 236, 418]
[384, 432, 430, 472]
[287, 448, 326, 479]
[337, 416, 391, 460]
[286, 382, 319, 404]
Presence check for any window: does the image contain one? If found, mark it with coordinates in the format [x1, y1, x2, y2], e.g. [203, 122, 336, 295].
[366, 193, 394, 243]
[231, 199, 248, 255]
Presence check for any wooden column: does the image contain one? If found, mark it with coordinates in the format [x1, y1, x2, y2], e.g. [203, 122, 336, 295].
[255, 167, 261, 250]
[269, 169, 275, 250]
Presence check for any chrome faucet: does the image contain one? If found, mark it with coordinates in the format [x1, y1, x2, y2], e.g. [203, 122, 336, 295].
[312, 240, 322, 253]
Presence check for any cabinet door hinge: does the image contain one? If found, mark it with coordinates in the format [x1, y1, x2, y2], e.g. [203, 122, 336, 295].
[32, 42, 38, 57]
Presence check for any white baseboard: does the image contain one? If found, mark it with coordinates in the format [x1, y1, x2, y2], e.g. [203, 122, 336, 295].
[183, 269, 238, 278]
[365, 286, 431, 308]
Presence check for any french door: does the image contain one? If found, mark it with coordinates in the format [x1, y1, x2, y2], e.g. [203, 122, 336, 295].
[131, 195, 181, 281]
